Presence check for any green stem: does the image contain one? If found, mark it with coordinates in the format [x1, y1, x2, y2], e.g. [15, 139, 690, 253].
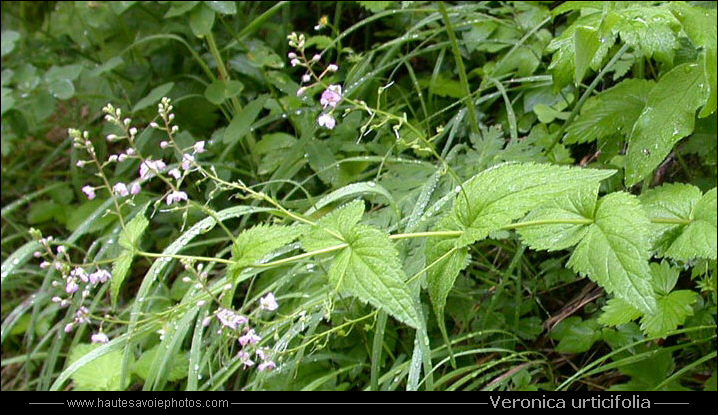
[438, 1, 480, 138]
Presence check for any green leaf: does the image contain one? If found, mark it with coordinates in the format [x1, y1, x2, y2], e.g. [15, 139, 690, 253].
[670, 2, 717, 117]
[640, 184, 717, 260]
[565, 79, 654, 145]
[517, 184, 597, 252]
[640, 290, 697, 338]
[609, 349, 686, 391]
[48, 79, 74, 100]
[625, 63, 708, 185]
[650, 260, 680, 296]
[112, 211, 149, 307]
[230, 224, 304, 272]
[67, 343, 131, 391]
[189, 3, 215, 37]
[598, 298, 642, 326]
[328, 225, 420, 328]
[132, 82, 174, 113]
[164, 1, 199, 18]
[133, 345, 189, 382]
[613, 6, 680, 65]
[302, 200, 364, 252]
[357, 1, 394, 13]
[550, 317, 601, 354]
[223, 95, 267, 144]
[574, 25, 601, 84]
[452, 163, 614, 247]
[206, 1, 237, 14]
[204, 79, 243, 105]
[426, 163, 613, 320]
[1, 30, 20, 57]
[567, 192, 657, 314]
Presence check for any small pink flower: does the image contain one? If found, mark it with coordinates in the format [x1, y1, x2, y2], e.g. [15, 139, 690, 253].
[89, 269, 111, 284]
[327, 64, 339, 72]
[113, 182, 129, 197]
[160, 141, 169, 149]
[82, 185, 96, 200]
[181, 153, 195, 171]
[130, 182, 141, 195]
[259, 292, 278, 311]
[257, 361, 276, 372]
[71, 267, 89, 283]
[91, 332, 109, 343]
[193, 141, 206, 154]
[139, 159, 167, 180]
[320, 84, 342, 109]
[238, 329, 261, 346]
[290, 58, 300, 67]
[317, 113, 336, 129]
[301, 74, 311, 83]
[65, 279, 79, 294]
[166, 190, 188, 205]
[239, 351, 255, 369]
[216, 308, 247, 330]
[168, 168, 182, 180]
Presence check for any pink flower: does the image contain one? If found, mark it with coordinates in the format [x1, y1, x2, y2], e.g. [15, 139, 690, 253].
[181, 153, 194, 171]
[257, 361, 276, 372]
[139, 159, 167, 180]
[320, 84, 342, 108]
[238, 329, 261, 346]
[166, 190, 188, 205]
[168, 168, 182, 180]
[91, 332, 109, 343]
[113, 182, 129, 197]
[216, 308, 247, 330]
[130, 182, 141, 195]
[65, 279, 79, 294]
[82, 185, 96, 200]
[89, 269, 111, 284]
[239, 351, 255, 369]
[259, 292, 278, 311]
[193, 141, 206, 154]
[317, 113, 336, 129]
[327, 64, 339, 72]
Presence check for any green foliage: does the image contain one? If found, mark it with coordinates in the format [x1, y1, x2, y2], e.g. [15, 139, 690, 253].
[112, 210, 149, 307]
[67, 344, 131, 391]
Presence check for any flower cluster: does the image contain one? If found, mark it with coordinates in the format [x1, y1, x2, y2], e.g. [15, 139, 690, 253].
[286, 32, 343, 130]
[202, 292, 280, 372]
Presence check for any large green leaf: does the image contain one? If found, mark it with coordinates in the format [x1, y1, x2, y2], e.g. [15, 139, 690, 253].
[223, 95, 268, 144]
[568, 192, 657, 314]
[229, 224, 305, 277]
[625, 63, 708, 185]
[640, 290, 697, 338]
[328, 225, 420, 328]
[453, 163, 614, 247]
[565, 79, 654, 145]
[303, 199, 419, 328]
[669, 2, 717, 117]
[68, 343, 132, 391]
[427, 163, 614, 321]
[640, 184, 717, 260]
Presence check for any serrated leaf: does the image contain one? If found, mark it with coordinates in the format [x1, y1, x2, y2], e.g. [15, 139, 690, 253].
[452, 163, 614, 247]
[230, 224, 304, 273]
[328, 225, 420, 328]
[669, 2, 716, 117]
[613, 7, 680, 64]
[189, 3, 215, 37]
[565, 79, 654, 145]
[112, 211, 149, 307]
[132, 82, 174, 112]
[650, 260, 680, 296]
[598, 297, 642, 326]
[641, 184, 717, 260]
[517, 184, 597, 252]
[568, 192, 657, 314]
[625, 63, 707, 185]
[67, 343, 131, 391]
[640, 290, 697, 338]
[223, 95, 267, 144]
[301, 199, 364, 252]
[425, 233, 468, 320]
